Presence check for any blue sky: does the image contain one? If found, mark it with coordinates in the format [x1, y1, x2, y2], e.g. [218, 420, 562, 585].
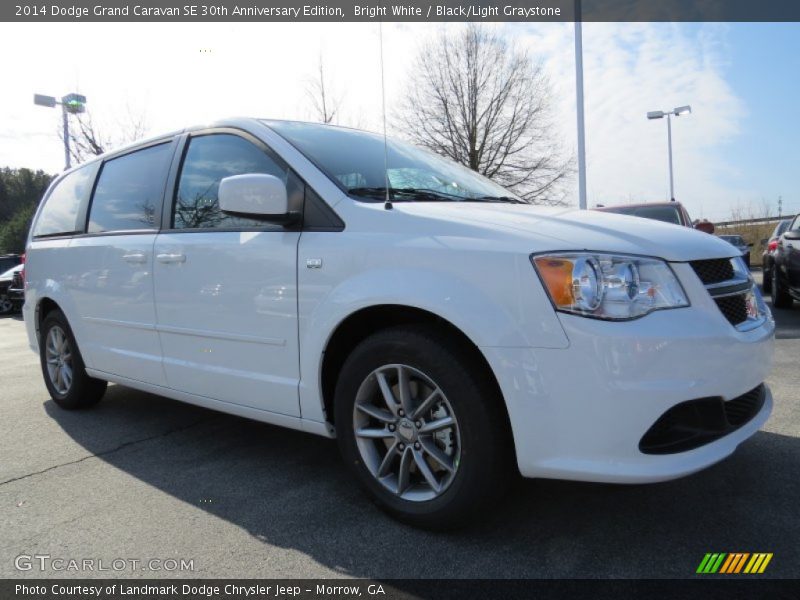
[716, 23, 800, 218]
[0, 21, 796, 222]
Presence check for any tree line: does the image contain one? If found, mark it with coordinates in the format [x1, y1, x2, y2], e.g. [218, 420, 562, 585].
[0, 168, 54, 255]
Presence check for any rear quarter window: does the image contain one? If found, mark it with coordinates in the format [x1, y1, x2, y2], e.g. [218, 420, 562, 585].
[32, 163, 97, 237]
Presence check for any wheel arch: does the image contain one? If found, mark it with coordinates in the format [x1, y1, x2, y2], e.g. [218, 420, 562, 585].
[319, 304, 513, 446]
[36, 296, 62, 340]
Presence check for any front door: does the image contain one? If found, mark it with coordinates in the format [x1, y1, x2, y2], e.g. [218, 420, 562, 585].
[153, 132, 303, 416]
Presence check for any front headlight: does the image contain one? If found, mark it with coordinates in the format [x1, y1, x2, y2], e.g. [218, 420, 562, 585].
[532, 252, 689, 320]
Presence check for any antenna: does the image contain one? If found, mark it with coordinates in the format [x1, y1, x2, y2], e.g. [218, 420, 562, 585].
[378, 22, 392, 210]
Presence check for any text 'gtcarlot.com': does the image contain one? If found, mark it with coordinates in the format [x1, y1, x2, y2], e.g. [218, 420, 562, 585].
[14, 554, 195, 572]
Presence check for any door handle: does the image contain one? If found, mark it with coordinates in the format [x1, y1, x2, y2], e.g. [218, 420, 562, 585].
[122, 252, 147, 264]
[156, 253, 186, 264]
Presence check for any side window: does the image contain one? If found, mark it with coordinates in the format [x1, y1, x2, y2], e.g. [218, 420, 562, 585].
[33, 163, 96, 237]
[88, 142, 172, 233]
[173, 134, 291, 230]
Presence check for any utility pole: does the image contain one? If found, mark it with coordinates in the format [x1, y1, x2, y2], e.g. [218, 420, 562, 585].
[574, 0, 587, 209]
[778, 196, 782, 217]
[666, 113, 674, 201]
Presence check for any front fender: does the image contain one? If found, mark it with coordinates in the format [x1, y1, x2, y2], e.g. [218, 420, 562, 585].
[296, 255, 569, 423]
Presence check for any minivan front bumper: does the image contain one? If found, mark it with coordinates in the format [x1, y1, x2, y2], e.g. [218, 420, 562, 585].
[481, 284, 775, 483]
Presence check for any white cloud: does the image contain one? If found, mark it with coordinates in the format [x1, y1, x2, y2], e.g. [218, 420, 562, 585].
[0, 21, 746, 220]
[520, 22, 747, 220]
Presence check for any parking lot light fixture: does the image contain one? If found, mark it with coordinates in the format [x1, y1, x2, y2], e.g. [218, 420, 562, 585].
[33, 92, 87, 170]
[647, 104, 692, 201]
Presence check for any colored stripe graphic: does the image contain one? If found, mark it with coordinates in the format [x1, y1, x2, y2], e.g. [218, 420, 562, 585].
[697, 553, 727, 573]
[719, 553, 749, 573]
[719, 554, 736, 573]
[744, 553, 774, 574]
[697, 552, 772, 574]
[733, 553, 750, 573]
[697, 554, 713, 573]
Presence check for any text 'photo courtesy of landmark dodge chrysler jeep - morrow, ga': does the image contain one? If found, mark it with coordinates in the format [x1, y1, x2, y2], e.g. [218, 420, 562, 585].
[23, 118, 774, 528]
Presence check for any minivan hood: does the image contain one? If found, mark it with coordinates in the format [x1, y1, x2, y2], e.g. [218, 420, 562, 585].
[395, 203, 737, 262]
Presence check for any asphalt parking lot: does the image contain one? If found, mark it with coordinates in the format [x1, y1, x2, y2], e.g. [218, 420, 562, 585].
[1, 273, 799, 579]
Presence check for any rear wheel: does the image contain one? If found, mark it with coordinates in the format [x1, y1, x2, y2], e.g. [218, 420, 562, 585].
[762, 262, 772, 294]
[40, 309, 107, 409]
[334, 325, 511, 529]
[772, 266, 793, 309]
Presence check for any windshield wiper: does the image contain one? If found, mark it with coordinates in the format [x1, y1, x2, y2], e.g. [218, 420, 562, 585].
[348, 187, 459, 202]
[348, 187, 526, 204]
[472, 195, 526, 204]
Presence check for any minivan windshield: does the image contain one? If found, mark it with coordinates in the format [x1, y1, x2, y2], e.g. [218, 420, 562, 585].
[263, 120, 524, 203]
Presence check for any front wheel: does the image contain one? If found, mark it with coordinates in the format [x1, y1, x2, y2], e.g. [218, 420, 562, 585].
[0, 294, 13, 315]
[334, 326, 511, 529]
[772, 266, 793, 309]
[40, 309, 107, 409]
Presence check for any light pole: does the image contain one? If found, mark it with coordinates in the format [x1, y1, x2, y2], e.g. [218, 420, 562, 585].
[647, 105, 691, 202]
[574, 0, 587, 210]
[33, 93, 87, 170]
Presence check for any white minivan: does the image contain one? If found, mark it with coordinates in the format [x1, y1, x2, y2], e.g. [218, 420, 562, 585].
[24, 118, 774, 527]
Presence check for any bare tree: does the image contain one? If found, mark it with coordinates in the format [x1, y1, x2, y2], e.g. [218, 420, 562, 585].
[396, 25, 572, 204]
[306, 56, 341, 124]
[58, 107, 148, 165]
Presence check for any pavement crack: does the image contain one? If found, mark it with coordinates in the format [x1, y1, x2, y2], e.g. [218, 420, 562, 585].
[0, 419, 209, 487]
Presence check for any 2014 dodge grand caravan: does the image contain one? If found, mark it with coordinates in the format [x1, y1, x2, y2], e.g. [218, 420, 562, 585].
[24, 118, 774, 527]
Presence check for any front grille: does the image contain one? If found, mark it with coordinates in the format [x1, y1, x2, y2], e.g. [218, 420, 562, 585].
[689, 257, 756, 329]
[714, 294, 749, 326]
[690, 258, 734, 285]
[639, 384, 766, 455]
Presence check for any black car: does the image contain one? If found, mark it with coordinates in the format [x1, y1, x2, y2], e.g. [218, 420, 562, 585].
[8, 267, 24, 306]
[0, 254, 22, 273]
[718, 234, 752, 268]
[771, 213, 800, 309]
[0, 264, 23, 315]
[761, 219, 791, 293]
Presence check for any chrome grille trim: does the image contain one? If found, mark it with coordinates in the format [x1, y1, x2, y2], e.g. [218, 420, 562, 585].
[689, 257, 768, 331]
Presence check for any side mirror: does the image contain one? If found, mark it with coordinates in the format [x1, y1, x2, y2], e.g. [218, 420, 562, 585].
[218, 173, 299, 225]
[784, 230, 800, 241]
[747, 242, 754, 248]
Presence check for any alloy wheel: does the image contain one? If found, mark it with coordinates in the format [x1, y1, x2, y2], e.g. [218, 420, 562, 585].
[45, 325, 73, 395]
[352, 364, 461, 502]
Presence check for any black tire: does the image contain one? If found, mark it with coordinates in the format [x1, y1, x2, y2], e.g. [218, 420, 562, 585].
[40, 308, 107, 409]
[0, 293, 13, 316]
[762, 262, 772, 294]
[334, 325, 512, 529]
[772, 266, 793, 309]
